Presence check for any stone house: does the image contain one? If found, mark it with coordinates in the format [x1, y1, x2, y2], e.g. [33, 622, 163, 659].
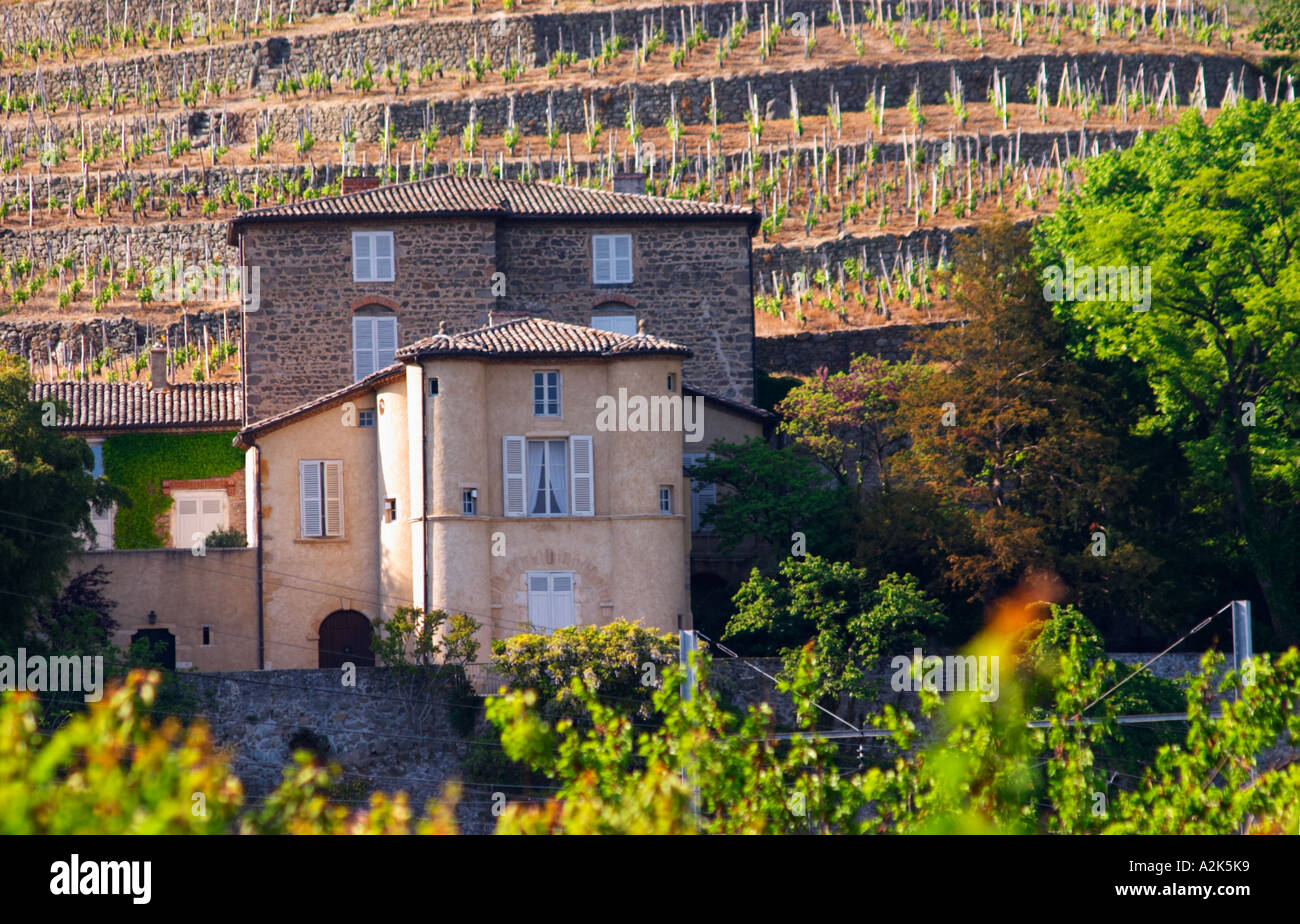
[226, 174, 762, 424]
[37, 176, 772, 670]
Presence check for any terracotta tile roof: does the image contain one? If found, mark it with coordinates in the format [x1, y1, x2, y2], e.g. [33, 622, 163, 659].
[227, 176, 758, 240]
[683, 384, 776, 422]
[236, 364, 404, 445]
[397, 316, 690, 360]
[30, 381, 242, 432]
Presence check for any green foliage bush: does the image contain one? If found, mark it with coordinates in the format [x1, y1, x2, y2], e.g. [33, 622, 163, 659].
[102, 431, 243, 548]
[490, 619, 677, 722]
[204, 526, 247, 548]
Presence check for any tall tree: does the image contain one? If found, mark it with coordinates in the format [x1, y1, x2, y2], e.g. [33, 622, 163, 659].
[0, 351, 120, 649]
[776, 355, 916, 501]
[1035, 102, 1300, 641]
[891, 217, 1133, 605]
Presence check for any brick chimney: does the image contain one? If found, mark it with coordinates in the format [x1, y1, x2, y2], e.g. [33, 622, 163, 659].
[148, 342, 168, 389]
[613, 172, 647, 195]
[341, 175, 382, 194]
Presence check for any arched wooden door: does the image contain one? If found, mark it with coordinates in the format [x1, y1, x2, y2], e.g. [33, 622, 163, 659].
[318, 610, 374, 668]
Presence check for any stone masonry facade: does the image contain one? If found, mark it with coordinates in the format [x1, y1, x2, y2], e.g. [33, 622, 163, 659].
[239, 215, 754, 422]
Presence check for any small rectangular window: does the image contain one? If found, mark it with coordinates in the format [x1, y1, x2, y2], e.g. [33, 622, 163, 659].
[462, 489, 478, 516]
[384, 497, 397, 523]
[592, 234, 633, 284]
[533, 371, 561, 417]
[667, 373, 676, 392]
[659, 486, 673, 515]
[590, 313, 637, 336]
[358, 409, 376, 428]
[201, 626, 212, 646]
[353, 231, 395, 282]
[429, 377, 439, 396]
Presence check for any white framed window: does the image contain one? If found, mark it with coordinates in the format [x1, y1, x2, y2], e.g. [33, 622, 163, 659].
[173, 490, 226, 549]
[462, 489, 478, 515]
[590, 313, 637, 336]
[299, 460, 344, 538]
[353, 315, 397, 380]
[683, 453, 716, 533]
[352, 231, 395, 282]
[503, 435, 593, 518]
[592, 234, 633, 284]
[527, 571, 575, 633]
[86, 439, 114, 550]
[659, 485, 673, 515]
[533, 371, 561, 417]
[383, 497, 397, 522]
[358, 409, 376, 428]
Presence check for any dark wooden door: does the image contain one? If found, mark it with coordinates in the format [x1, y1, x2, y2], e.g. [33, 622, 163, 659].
[318, 610, 375, 668]
[130, 629, 176, 670]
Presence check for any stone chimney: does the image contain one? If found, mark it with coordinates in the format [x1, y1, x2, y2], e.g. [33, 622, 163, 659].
[341, 175, 382, 195]
[148, 342, 168, 389]
[613, 172, 647, 195]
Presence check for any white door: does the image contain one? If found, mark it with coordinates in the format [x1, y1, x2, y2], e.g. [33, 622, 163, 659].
[174, 491, 226, 548]
[527, 572, 575, 632]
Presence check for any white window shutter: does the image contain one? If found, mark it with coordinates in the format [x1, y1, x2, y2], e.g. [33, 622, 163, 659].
[374, 232, 394, 281]
[323, 461, 344, 537]
[353, 317, 375, 379]
[613, 235, 633, 282]
[528, 574, 551, 631]
[592, 236, 612, 284]
[569, 435, 594, 516]
[353, 233, 373, 281]
[300, 461, 323, 538]
[551, 574, 574, 628]
[376, 317, 397, 369]
[502, 436, 526, 517]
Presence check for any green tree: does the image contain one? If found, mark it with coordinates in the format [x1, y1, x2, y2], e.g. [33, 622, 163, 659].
[0, 351, 122, 649]
[1253, 0, 1300, 51]
[688, 437, 853, 566]
[1034, 102, 1300, 641]
[726, 557, 946, 709]
[370, 606, 482, 736]
[776, 355, 916, 501]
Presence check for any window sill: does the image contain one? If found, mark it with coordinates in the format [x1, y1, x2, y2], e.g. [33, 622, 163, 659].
[293, 537, 348, 543]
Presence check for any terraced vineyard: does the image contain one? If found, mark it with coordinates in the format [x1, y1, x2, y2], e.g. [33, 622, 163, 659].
[0, 0, 1277, 382]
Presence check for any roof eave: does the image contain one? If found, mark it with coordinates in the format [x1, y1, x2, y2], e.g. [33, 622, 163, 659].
[227, 207, 758, 243]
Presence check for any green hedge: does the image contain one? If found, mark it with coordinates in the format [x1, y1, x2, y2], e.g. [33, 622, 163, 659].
[102, 432, 244, 548]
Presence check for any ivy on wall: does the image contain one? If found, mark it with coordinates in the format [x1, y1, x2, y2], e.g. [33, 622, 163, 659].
[102, 432, 244, 549]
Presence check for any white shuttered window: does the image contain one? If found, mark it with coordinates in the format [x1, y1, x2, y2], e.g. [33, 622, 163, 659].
[503, 435, 594, 517]
[300, 460, 344, 538]
[353, 315, 397, 380]
[352, 231, 395, 282]
[592, 234, 633, 284]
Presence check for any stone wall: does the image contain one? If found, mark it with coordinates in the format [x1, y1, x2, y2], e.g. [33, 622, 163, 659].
[756, 320, 959, 373]
[250, 49, 1260, 146]
[1, 309, 239, 372]
[177, 658, 806, 833]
